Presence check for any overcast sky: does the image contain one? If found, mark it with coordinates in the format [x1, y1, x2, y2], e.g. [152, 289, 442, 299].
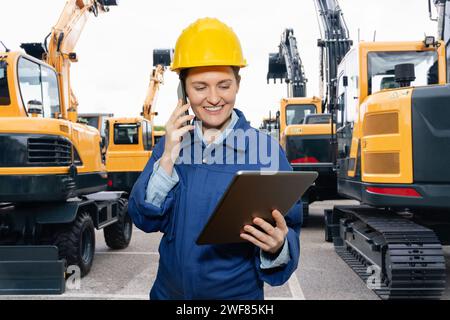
[1, 0, 439, 126]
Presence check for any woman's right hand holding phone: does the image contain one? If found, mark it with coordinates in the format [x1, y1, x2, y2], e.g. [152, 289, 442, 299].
[160, 100, 195, 176]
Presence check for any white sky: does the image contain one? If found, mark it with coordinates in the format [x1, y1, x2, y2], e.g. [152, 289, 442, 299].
[1, 0, 438, 126]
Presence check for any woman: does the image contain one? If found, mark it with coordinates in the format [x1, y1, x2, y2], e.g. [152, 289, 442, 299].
[128, 17, 302, 300]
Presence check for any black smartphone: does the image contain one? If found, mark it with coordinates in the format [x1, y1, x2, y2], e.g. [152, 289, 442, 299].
[177, 81, 190, 126]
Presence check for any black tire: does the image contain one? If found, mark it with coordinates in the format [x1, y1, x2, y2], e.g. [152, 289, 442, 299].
[103, 198, 132, 250]
[54, 211, 96, 277]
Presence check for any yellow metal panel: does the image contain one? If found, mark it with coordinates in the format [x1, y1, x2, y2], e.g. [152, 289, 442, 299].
[106, 151, 151, 173]
[364, 152, 400, 175]
[285, 123, 334, 136]
[359, 89, 413, 184]
[71, 122, 104, 173]
[0, 167, 70, 175]
[363, 112, 399, 136]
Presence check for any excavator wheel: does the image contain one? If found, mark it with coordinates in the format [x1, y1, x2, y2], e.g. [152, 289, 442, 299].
[103, 198, 132, 250]
[54, 211, 96, 277]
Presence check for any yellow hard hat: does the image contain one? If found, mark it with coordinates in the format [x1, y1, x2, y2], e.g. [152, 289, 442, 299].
[171, 18, 247, 72]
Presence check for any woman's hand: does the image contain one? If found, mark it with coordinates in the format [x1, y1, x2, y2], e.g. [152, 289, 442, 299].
[160, 100, 195, 176]
[240, 209, 288, 255]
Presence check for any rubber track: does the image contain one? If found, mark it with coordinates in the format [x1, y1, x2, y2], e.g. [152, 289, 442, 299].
[334, 207, 446, 300]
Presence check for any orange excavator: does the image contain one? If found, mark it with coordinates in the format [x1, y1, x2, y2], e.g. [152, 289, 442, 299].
[0, 0, 133, 294]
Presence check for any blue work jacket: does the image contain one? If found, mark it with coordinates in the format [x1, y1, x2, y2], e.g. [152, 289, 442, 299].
[128, 109, 302, 300]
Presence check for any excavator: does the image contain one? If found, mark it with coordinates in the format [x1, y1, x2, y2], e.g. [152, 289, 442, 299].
[0, 0, 132, 294]
[104, 48, 171, 192]
[267, 24, 349, 222]
[323, 0, 450, 299]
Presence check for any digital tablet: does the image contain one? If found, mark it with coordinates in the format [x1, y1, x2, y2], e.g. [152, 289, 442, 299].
[196, 171, 318, 245]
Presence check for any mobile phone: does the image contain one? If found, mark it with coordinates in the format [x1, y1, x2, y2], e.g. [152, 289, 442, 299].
[177, 81, 191, 125]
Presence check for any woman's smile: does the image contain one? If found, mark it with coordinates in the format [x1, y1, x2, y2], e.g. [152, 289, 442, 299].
[203, 105, 225, 113]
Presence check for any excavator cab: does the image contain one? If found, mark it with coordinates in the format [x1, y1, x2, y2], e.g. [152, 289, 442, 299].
[105, 117, 153, 192]
[0, 52, 107, 202]
[335, 40, 446, 206]
[0, 53, 60, 118]
[279, 97, 330, 162]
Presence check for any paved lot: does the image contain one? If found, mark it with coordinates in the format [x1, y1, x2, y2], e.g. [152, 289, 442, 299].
[2, 200, 449, 300]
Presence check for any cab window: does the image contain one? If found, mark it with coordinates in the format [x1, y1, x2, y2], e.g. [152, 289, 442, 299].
[114, 123, 139, 145]
[18, 57, 60, 118]
[285, 104, 316, 125]
[0, 61, 10, 105]
[368, 51, 439, 95]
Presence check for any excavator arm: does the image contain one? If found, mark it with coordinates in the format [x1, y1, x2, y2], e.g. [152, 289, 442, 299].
[267, 29, 307, 98]
[314, 0, 352, 113]
[45, 0, 118, 121]
[141, 49, 172, 121]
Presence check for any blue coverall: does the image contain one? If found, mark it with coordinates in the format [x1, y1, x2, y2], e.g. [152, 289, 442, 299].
[128, 108, 302, 299]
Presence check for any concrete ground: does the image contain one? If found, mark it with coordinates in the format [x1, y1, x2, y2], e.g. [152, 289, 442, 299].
[2, 200, 449, 300]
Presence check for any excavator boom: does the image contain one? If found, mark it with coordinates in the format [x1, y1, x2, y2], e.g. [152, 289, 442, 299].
[14, 1, 116, 122]
[142, 49, 172, 121]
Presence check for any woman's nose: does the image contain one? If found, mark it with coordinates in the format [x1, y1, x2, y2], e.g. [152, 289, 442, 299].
[207, 89, 221, 105]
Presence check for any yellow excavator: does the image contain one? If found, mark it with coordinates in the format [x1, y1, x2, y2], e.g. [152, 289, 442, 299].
[104, 49, 171, 192]
[323, 0, 449, 299]
[267, 28, 345, 223]
[0, 0, 133, 294]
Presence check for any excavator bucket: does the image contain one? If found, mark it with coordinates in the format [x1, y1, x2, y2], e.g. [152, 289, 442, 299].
[20, 43, 47, 60]
[267, 52, 287, 83]
[153, 49, 173, 67]
[0, 246, 65, 294]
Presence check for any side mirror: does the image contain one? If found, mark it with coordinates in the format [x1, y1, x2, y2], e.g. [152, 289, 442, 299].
[27, 100, 43, 116]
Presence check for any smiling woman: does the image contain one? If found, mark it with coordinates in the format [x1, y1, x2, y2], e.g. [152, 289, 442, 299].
[128, 17, 302, 300]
